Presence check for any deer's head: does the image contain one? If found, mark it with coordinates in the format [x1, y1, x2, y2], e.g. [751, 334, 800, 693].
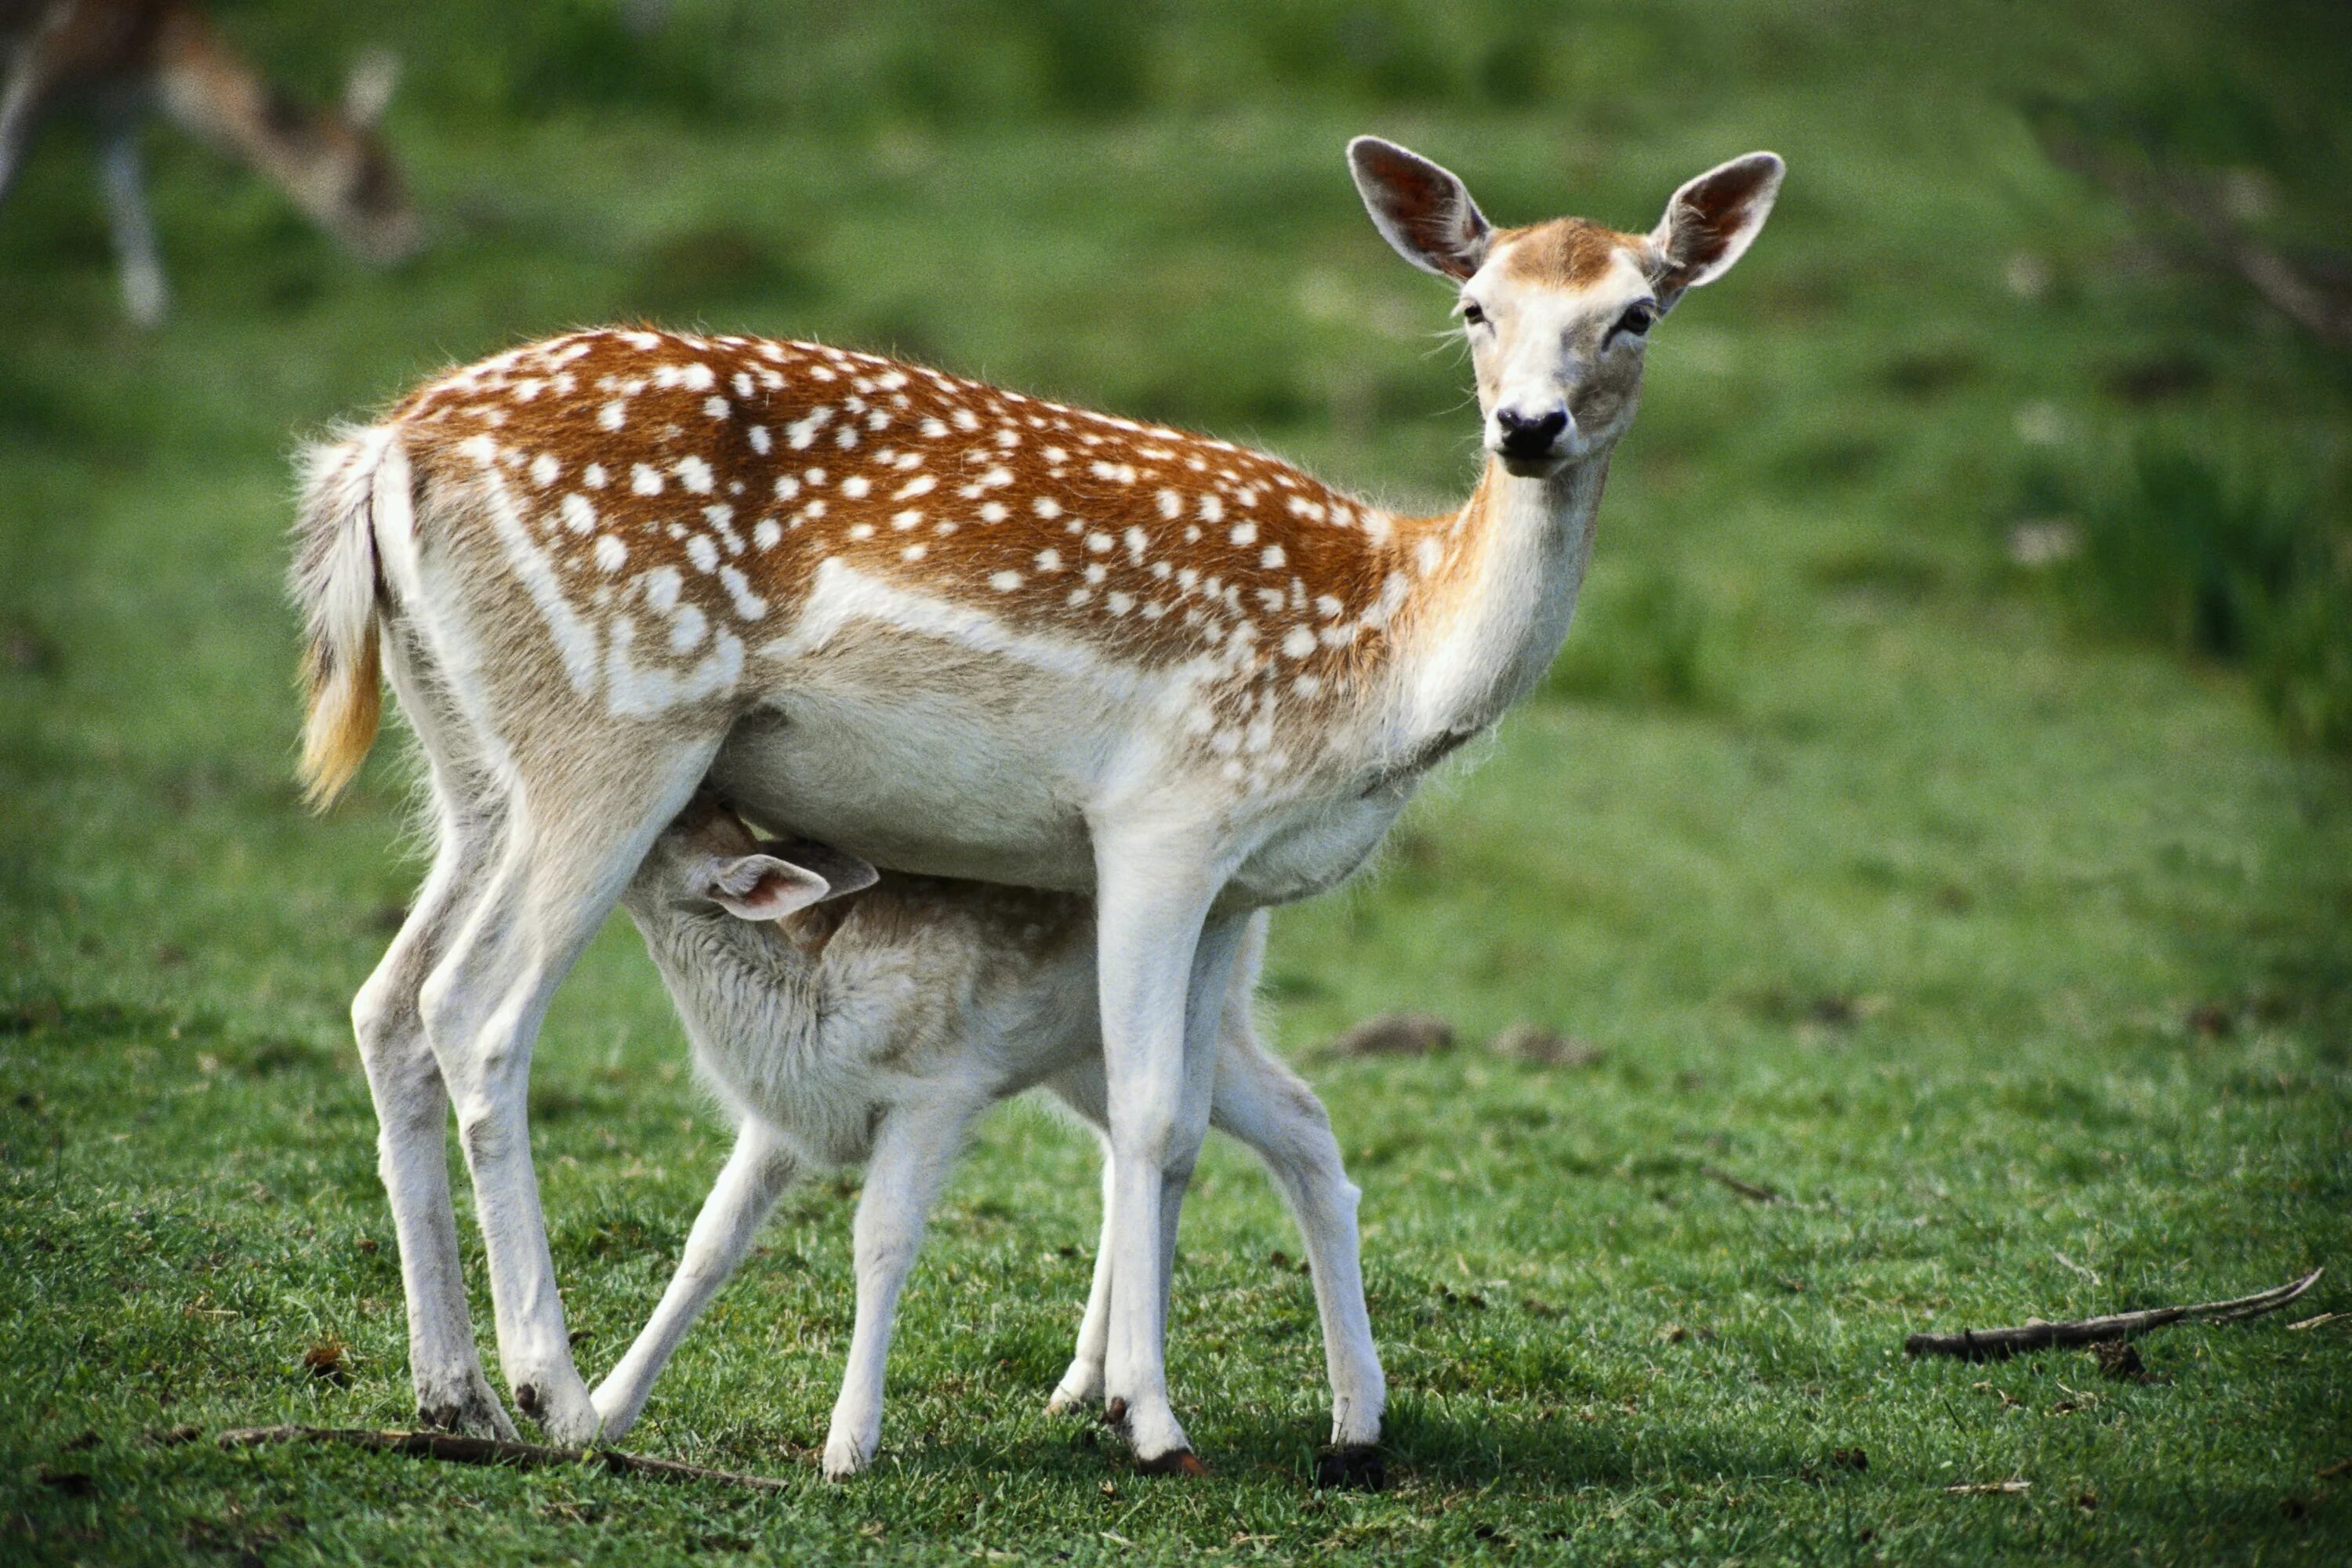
[630, 796, 878, 924]
[1348, 138, 1782, 479]
[259, 49, 423, 264]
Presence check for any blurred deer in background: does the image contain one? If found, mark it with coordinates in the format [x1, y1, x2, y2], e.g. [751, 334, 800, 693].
[0, 0, 420, 325]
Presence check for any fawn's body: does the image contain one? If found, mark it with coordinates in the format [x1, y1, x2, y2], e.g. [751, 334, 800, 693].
[599, 799, 1381, 1479]
[295, 138, 1781, 1465]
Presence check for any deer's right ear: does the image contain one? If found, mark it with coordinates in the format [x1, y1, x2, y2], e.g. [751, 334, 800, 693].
[702, 855, 837, 922]
[1347, 137, 1491, 280]
[343, 49, 401, 129]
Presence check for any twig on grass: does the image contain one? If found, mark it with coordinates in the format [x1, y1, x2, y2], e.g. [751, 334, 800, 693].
[2052, 1250, 2100, 1285]
[216, 1425, 800, 1493]
[1700, 1166, 1780, 1204]
[1904, 1267, 2322, 1361]
[1947, 1479, 2031, 1496]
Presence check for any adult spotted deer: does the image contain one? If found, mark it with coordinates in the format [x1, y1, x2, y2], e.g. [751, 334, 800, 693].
[0, 0, 419, 325]
[292, 136, 1780, 1470]
[598, 797, 1381, 1481]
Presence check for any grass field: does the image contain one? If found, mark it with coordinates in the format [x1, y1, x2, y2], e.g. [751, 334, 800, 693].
[3, 2, 2350, 1563]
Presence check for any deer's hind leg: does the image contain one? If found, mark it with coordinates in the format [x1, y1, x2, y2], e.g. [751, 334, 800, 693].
[416, 728, 717, 1444]
[350, 642, 511, 1436]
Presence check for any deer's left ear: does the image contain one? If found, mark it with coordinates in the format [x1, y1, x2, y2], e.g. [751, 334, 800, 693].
[702, 854, 837, 922]
[343, 49, 401, 129]
[755, 837, 879, 901]
[1649, 153, 1784, 304]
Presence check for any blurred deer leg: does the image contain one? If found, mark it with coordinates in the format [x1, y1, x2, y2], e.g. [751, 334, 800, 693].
[96, 114, 166, 325]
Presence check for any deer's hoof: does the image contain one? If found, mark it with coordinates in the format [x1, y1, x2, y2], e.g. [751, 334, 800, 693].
[1315, 1444, 1388, 1492]
[1135, 1447, 1209, 1479]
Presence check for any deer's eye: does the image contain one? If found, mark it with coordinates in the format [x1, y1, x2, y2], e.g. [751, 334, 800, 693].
[1613, 302, 1657, 340]
[1461, 299, 1488, 328]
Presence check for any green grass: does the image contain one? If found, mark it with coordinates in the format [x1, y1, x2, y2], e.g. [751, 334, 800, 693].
[4, 2, 2350, 1563]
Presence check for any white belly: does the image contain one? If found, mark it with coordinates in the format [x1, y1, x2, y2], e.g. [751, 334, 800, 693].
[710, 677, 1104, 890]
[712, 567, 1431, 904]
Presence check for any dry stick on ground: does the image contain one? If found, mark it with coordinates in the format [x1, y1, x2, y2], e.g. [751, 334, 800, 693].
[1700, 1166, 1780, 1204]
[216, 1425, 799, 1493]
[1904, 1267, 2323, 1362]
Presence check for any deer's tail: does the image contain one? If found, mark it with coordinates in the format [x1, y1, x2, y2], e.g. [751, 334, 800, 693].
[289, 425, 408, 808]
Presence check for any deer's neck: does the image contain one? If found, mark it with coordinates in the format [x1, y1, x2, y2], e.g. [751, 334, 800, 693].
[150, 10, 340, 219]
[622, 898, 825, 1067]
[1389, 453, 1608, 745]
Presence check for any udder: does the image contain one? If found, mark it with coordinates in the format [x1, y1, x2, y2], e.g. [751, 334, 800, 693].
[708, 684, 1099, 890]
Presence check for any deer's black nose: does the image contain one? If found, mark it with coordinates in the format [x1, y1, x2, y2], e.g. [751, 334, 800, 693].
[1494, 407, 1568, 459]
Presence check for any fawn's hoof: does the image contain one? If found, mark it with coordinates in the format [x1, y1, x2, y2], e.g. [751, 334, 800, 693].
[1315, 1444, 1387, 1492]
[1135, 1447, 1210, 1478]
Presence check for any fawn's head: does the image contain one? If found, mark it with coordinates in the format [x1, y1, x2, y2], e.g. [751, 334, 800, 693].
[631, 797, 880, 923]
[1348, 138, 1783, 479]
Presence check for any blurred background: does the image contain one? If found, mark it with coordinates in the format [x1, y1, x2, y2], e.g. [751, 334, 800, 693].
[1, 2, 2348, 1558]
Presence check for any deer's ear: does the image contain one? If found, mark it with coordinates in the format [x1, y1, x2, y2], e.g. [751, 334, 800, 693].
[343, 49, 401, 129]
[1649, 153, 1784, 303]
[702, 855, 836, 922]
[757, 837, 880, 901]
[1347, 136, 1492, 280]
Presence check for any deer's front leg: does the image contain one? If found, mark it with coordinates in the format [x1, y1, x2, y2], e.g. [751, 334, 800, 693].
[1091, 826, 1234, 1472]
[591, 1120, 799, 1442]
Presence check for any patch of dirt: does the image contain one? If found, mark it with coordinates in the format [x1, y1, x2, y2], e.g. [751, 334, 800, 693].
[303, 1337, 352, 1388]
[1490, 1022, 1603, 1066]
[1327, 1012, 1454, 1058]
[2090, 1340, 2156, 1383]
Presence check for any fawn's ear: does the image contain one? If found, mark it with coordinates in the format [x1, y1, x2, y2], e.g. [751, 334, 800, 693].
[1348, 136, 1492, 280]
[343, 49, 401, 129]
[1649, 153, 1784, 304]
[702, 854, 837, 922]
[757, 837, 880, 901]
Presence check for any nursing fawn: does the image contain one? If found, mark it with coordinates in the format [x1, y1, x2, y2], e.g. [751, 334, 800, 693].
[596, 797, 1381, 1480]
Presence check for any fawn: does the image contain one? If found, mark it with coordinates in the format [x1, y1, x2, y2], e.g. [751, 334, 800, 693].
[595, 795, 1381, 1480]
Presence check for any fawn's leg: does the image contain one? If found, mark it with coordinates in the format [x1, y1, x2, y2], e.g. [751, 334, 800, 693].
[591, 1119, 799, 1441]
[1047, 1143, 1116, 1413]
[824, 1095, 980, 1479]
